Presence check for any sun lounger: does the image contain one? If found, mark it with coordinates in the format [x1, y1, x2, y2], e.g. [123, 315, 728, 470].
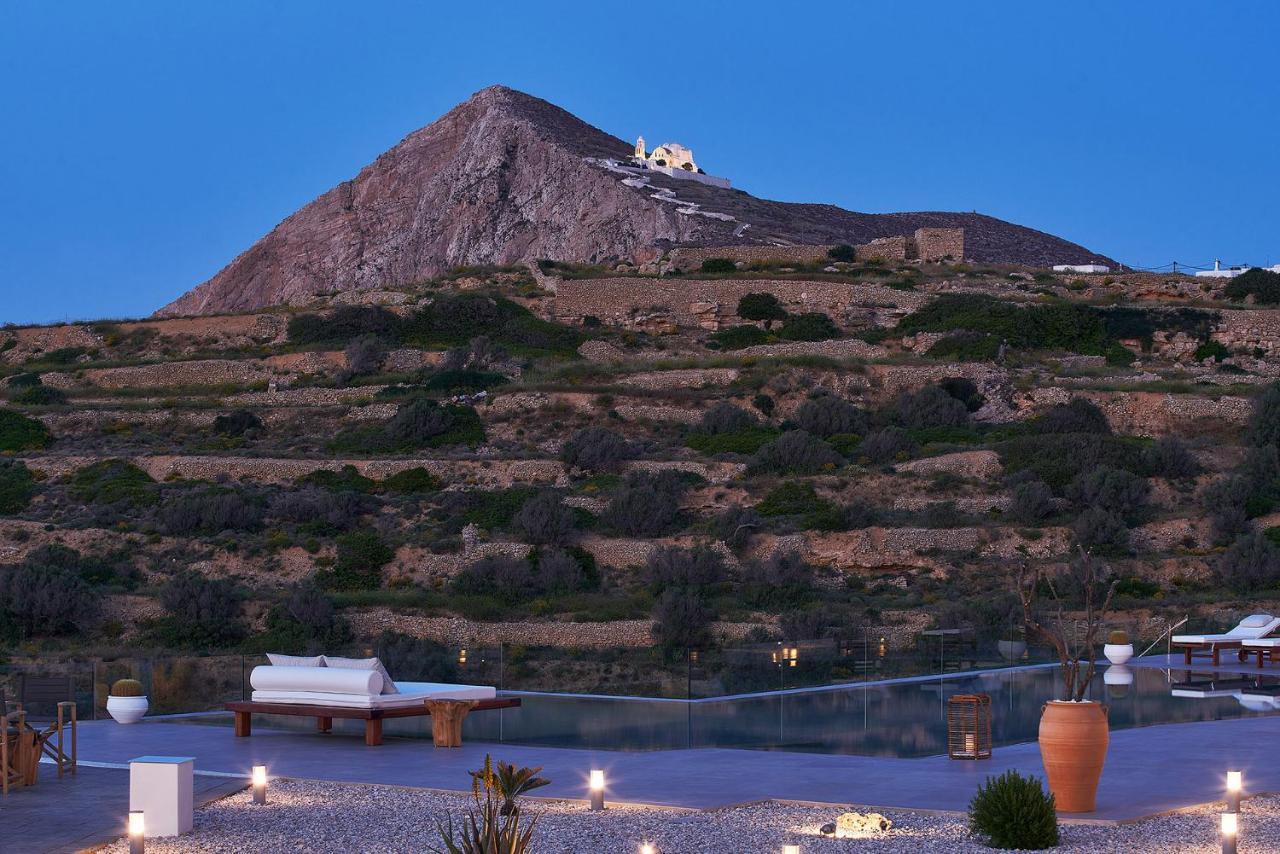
[1171, 615, 1280, 666]
[225, 663, 519, 746]
[1242, 637, 1280, 668]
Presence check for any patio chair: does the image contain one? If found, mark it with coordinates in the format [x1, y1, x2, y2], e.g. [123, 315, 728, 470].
[1172, 614, 1280, 666]
[12, 676, 77, 778]
[3, 710, 27, 794]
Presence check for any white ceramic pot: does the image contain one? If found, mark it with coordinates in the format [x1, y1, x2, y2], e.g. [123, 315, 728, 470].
[106, 695, 149, 724]
[1103, 665, 1133, 686]
[997, 640, 1027, 661]
[1103, 643, 1134, 665]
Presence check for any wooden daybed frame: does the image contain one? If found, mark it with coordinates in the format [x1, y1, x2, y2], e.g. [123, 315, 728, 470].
[1170, 640, 1249, 667]
[225, 697, 521, 746]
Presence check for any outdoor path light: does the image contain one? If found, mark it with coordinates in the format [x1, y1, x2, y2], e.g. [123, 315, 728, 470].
[128, 810, 145, 854]
[589, 769, 605, 811]
[252, 765, 268, 805]
[1226, 769, 1241, 813]
[1221, 811, 1238, 854]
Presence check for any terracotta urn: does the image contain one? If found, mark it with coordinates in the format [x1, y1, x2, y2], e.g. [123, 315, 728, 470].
[1038, 700, 1109, 812]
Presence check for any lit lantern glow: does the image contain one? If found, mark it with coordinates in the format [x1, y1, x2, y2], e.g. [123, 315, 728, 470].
[640, 845, 656, 854]
[128, 810, 145, 854]
[783, 846, 801, 854]
[1226, 770, 1242, 813]
[252, 765, 268, 805]
[1222, 811, 1237, 835]
[1227, 770, 1241, 792]
[589, 769, 605, 811]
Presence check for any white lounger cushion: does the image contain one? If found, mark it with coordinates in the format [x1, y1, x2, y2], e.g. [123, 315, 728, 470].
[251, 681, 496, 709]
[267, 653, 325, 668]
[1243, 638, 1280, 648]
[321, 656, 398, 695]
[250, 665, 382, 695]
[1173, 615, 1280, 645]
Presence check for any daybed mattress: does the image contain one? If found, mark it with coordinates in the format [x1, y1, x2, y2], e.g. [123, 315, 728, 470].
[1171, 688, 1238, 699]
[1243, 638, 1280, 647]
[1172, 634, 1243, 644]
[251, 681, 497, 709]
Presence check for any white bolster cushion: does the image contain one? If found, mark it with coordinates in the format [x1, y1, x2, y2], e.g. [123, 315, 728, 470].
[250, 665, 382, 696]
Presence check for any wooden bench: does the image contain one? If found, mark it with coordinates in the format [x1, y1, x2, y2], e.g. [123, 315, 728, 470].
[225, 697, 520, 747]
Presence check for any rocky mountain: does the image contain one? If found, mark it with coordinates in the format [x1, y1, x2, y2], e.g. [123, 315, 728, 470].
[159, 86, 1114, 316]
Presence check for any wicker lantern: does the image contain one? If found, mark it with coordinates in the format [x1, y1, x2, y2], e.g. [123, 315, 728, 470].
[947, 693, 992, 760]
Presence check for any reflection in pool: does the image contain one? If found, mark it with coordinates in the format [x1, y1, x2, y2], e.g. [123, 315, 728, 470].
[236, 664, 1280, 758]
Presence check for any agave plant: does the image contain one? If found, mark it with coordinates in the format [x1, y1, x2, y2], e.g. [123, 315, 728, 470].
[469, 758, 551, 816]
[434, 755, 541, 854]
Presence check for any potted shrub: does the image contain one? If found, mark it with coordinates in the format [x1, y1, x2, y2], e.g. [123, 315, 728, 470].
[997, 628, 1027, 661]
[106, 678, 148, 724]
[1103, 629, 1134, 665]
[1016, 548, 1117, 813]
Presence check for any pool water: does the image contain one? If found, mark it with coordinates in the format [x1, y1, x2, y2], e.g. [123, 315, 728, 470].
[233, 663, 1280, 758]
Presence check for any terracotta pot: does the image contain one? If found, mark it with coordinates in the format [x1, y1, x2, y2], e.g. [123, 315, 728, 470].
[1038, 700, 1109, 812]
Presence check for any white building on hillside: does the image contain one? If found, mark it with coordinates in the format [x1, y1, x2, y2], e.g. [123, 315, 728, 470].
[1053, 264, 1111, 274]
[1195, 260, 1280, 279]
[632, 136, 731, 189]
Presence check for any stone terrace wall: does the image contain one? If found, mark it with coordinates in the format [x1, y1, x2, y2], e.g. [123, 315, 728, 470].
[41, 359, 277, 390]
[1213, 310, 1280, 356]
[667, 245, 837, 269]
[549, 278, 927, 331]
[855, 237, 907, 262]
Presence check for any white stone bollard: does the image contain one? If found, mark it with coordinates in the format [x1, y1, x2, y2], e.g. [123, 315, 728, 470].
[129, 756, 195, 837]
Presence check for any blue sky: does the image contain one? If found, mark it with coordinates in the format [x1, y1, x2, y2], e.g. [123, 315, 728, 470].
[2, 1, 1277, 325]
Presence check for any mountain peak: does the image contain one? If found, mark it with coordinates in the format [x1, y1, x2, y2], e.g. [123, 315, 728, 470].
[157, 89, 1111, 316]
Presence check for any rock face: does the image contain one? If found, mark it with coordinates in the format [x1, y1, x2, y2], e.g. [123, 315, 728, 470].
[159, 85, 1114, 316]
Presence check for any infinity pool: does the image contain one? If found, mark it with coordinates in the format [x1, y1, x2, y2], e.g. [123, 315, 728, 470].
[218, 663, 1280, 758]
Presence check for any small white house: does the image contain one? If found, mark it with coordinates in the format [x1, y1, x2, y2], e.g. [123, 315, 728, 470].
[1052, 264, 1110, 274]
[1195, 260, 1280, 279]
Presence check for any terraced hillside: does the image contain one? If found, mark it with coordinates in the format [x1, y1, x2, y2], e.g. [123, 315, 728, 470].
[6, 255, 1280, 697]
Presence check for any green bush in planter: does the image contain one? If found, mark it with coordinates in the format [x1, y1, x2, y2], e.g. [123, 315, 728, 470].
[1108, 629, 1129, 645]
[969, 770, 1059, 849]
[111, 678, 145, 697]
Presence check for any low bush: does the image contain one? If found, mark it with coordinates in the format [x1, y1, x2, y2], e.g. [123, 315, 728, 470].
[6, 372, 42, 388]
[827, 244, 857, 262]
[968, 770, 1059, 850]
[1224, 267, 1280, 304]
[708, 325, 770, 350]
[0, 459, 36, 514]
[699, 402, 757, 435]
[897, 293, 1106, 355]
[385, 399, 484, 449]
[69, 459, 156, 506]
[795, 394, 866, 438]
[998, 433, 1146, 491]
[297, 465, 376, 494]
[320, 531, 394, 591]
[213, 410, 264, 438]
[686, 426, 780, 456]
[345, 333, 389, 376]
[250, 583, 353, 654]
[752, 393, 775, 417]
[927, 331, 1001, 361]
[652, 588, 714, 650]
[897, 385, 970, 430]
[714, 504, 762, 551]
[1066, 466, 1149, 522]
[1033, 398, 1111, 435]
[1144, 436, 1201, 479]
[0, 408, 52, 451]
[737, 293, 788, 326]
[1007, 479, 1055, 525]
[268, 488, 367, 531]
[644, 545, 726, 592]
[424, 369, 509, 392]
[10, 385, 68, 405]
[603, 476, 683, 537]
[777, 312, 839, 341]
[288, 305, 402, 346]
[1194, 340, 1231, 362]
[512, 491, 576, 545]
[562, 427, 632, 472]
[1218, 531, 1280, 594]
[755, 482, 821, 516]
[751, 430, 843, 474]
[1249, 382, 1280, 448]
[154, 572, 245, 648]
[156, 487, 264, 536]
[939, 377, 985, 412]
[700, 258, 736, 274]
[0, 562, 97, 636]
[740, 550, 815, 608]
[1072, 507, 1131, 556]
[452, 554, 536, 603]
[857, 427, 919, 464]
[381, 467, 442, 494]
[24, 544, 139, 590]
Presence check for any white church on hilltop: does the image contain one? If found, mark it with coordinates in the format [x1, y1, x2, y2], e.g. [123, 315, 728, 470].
[632, 136, 731, 189]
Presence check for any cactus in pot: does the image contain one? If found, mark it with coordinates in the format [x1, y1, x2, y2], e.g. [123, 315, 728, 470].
[107, 678, 149, 724]
[1104, 629, 1134, 666]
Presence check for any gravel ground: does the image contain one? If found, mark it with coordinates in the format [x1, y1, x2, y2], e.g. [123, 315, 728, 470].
[99, 778, 1276, 853]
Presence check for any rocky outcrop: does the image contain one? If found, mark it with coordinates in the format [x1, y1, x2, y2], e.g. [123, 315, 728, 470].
[157, 87, 1114, 316]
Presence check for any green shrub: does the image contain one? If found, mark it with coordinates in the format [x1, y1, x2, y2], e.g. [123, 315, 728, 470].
[1218, 531, 1280, 593]
[686, 427, 780, 455]
[927, 331, 1001, 361]
[461, 486, 540, 530]
[998, 433, 1146, 491]
[1072, 507, 1131, 556]
[700, 258, 737, 274]
[1194, 340, 1231, 362]
[69, 459, 156, 506]
[382, 467, 442, 494]
[857, 427, 918, 464]
[898, 386, 970, 430]
[1114, 576, 1161, 598]
[698, 402, 757, 434]
[6, 372, 42, 388]
[424, 369, 509, 392]
[156, 487, 263, 535]
[213, 410, 263, 438]
[0, 562, 98, 636]
[402, 293, 578, 355]
[10, 385, 68, 405]
[708, 325, 770, 350]
[652, 588, 714, 650]
[385, 399, 485, 449]
[795, 394, 866, 438]
[320, 531, 395, 591]
[512, 492, 576, 545]
[751, 430, 843, 474]
[152, 572, 245, 648]
[827, 245, 857, 263]
[756, 482, 821, 516]
[41, 346, 88, 365]
[968, 770, 1059, 850]
[562, 427, 632, 472]
[0, 408, 52, 451]
[288, 305, 403, 345]
[1250, 382, 1280, 448]
[777, 312, 839, 341]
[752, 393, 775, 416]
[374, 631, 458, 683]
[898, 293, 1105, 353]
[297, 465, 376, 494]
[737, 293, 788, 326]
[0, 460, 35, 514]
[1225, 267, 1280, 304]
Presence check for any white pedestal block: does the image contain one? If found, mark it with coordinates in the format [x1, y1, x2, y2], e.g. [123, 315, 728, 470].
[129, 756, 195, 837]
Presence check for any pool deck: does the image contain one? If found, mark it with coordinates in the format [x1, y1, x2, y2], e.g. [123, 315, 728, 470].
[8, 654, 1280, 851]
